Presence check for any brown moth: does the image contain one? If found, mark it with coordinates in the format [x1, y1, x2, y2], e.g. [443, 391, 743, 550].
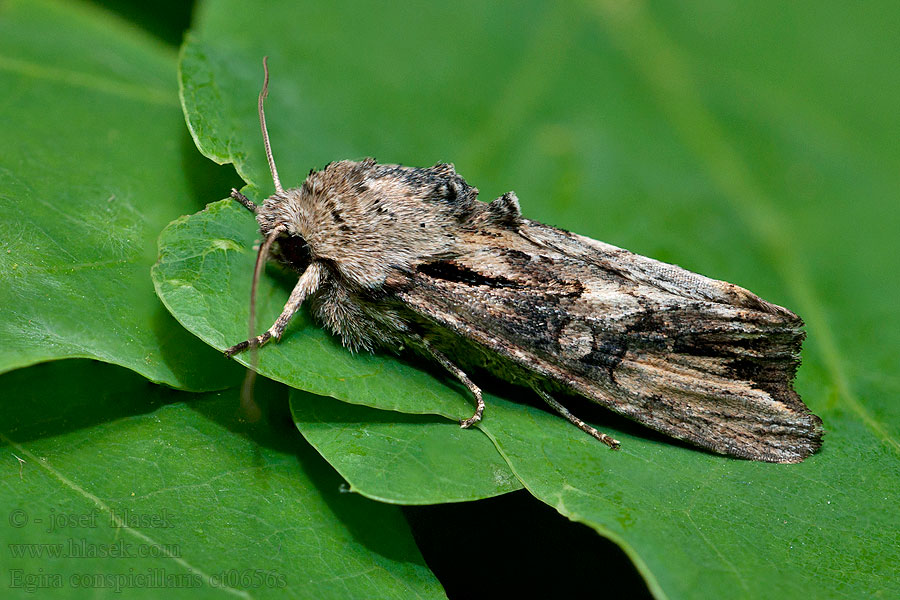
[226, 58, 823, 463]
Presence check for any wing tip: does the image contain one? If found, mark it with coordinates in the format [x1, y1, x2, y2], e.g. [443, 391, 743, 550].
[725, 281, 803, 324]
[716, 409, 825, 464]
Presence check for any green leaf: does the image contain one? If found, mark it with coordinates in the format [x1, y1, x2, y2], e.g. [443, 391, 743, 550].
[161, 1, 900, 598]
[0, 360, 445, 599]
[476, 392, 899, 599]
[0, 0, 240, 390]
[290, 390, 522, 504]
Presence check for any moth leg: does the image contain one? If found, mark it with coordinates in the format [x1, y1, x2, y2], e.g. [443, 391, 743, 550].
[230, 188, 259, 213]
[533, 388, 620, 450]
[424, 343, 485, 429]
[225, 262, 323, 357]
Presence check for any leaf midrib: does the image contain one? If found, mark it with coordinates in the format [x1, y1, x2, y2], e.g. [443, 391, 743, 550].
[0, 431, 253, 599]
[0, 54, 175, 106]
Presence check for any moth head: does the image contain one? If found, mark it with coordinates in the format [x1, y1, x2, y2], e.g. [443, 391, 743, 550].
[249, 58, 314, 271]
[270, 229, 312, 273]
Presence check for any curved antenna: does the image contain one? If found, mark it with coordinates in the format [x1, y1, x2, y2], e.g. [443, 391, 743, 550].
[239, 225, 284, 422]
[248, 226, 284, 350]
[259, 56, 283, 193]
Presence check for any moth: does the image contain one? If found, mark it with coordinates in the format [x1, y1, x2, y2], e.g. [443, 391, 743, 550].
[226, 58, 823, 463]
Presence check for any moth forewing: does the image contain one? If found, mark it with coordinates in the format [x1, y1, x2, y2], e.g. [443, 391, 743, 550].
[224, 58, 823, 463]
[399, 223, 822, 463]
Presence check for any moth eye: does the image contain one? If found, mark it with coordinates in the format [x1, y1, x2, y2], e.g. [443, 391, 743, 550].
[275, 234, 312, 273]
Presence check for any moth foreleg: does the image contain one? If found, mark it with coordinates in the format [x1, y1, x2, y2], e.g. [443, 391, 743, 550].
[533, 388, 620, 450]
[424, 343, 485, 428]
[225, 262, 324, 357]
[230, 188, 259, 213]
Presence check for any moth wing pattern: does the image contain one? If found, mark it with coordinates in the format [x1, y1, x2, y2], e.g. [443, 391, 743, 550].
[397, 214, 823, 464]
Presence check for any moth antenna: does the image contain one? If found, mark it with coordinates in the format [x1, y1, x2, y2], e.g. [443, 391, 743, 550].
[259, 56, 283, 194]
[248, 226, 284, 354]
[240, 226, 284, 422]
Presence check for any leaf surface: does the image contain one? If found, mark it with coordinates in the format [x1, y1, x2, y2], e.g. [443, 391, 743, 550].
[0, 360, 445, 599]
[290, 390, 522, 505]
[0, 0, 239, 390]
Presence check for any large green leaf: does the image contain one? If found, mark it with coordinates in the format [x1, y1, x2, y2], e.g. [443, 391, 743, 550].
[290, 390, 522, 504]
[157, 0, 899, 598]
[0, 0, 240, 390]
[0, 360, 444, 599]
[291, 381, 898, 599]
[477, 391, 898, 599]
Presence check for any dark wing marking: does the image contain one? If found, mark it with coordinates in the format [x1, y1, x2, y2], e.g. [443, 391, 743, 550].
[397, 220, 822, 463]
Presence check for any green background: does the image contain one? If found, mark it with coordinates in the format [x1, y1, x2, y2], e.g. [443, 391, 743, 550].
[2, 0, 898, 598]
